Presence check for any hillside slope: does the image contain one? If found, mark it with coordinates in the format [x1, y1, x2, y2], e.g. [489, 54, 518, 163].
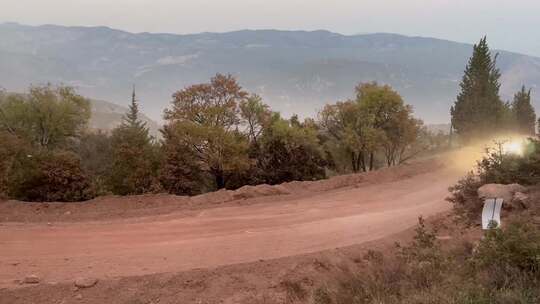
[1, 23, 539, 122]
[89, 99, 160, 136]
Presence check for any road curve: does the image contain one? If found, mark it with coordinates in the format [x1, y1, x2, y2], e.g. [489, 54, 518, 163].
[0, 167, 459, 287]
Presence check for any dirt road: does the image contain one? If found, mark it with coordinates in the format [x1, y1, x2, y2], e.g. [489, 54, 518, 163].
[0, 164, 460, 288]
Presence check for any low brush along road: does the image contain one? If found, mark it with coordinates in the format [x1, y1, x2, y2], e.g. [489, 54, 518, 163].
[0, 161, 462, 288]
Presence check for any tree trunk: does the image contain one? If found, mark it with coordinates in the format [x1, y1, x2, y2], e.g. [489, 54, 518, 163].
[359, 151, 366, 172]
[214, 171, 225, 189]
[351, 152, 358, 172]
[386, 150, 394, 167]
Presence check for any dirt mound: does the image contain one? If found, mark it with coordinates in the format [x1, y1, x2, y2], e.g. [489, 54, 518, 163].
[0, 194, 194, 223]
[232, 184, 291, 200]
[281, 158, 444, 194]
[189, 184, 292, 206]
[0, 157, 446, 223]
[191, 189, 235, 205]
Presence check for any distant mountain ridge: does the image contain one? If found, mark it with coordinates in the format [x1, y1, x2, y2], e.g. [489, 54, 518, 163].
[1, 22, 539, 123]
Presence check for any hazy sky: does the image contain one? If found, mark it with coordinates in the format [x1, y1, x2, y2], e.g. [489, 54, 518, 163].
[1, 0, 540, 56]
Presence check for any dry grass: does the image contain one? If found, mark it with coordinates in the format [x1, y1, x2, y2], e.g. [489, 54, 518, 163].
[321, 213, 540, 304]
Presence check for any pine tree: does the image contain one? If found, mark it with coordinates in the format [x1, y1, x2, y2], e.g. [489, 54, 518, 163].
[512, 86, 536, 135]
[106, 86, 159, 195]
[451, 37, 507, 141]
[123, 86, 147, 131]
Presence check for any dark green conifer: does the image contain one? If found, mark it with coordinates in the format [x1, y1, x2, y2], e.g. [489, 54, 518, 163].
[123, 85, 147, 131]
[512, 86, 536, 135]
[107, 86, 159, 195]
[451, 37, 506, 141]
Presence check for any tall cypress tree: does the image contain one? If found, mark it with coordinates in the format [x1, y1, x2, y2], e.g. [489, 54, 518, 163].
[512, 86, 536, 135]
[451, 37, 506, 141]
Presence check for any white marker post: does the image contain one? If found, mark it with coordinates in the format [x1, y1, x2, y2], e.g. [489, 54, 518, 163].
[482, 198, 503, 229]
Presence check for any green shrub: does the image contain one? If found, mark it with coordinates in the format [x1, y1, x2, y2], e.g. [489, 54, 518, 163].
[160, 126, 205, 195]
[313, 287, 332, 304]
[478, 138, 540, 185]
[334, 218, 441, 304]
[105, 126, 161, 196]
[468, 219, 540, 302]
[76, 131, 113, 195]
[281, 280, 307, 303]
[446, 173, 484, 224]
[396, 217, 448, 290]
[328, 217, 540, 304]
[7, 150, 94, 202]
[448, 138, 540, 224]
[476, 220, 540, 279]
[0, 131, 26, 198]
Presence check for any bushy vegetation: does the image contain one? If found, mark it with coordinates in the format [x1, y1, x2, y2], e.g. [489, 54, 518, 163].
[316, 216, 540, 304]
[159, 74, 435, 194]
[477, 139, 540, 185]
[447, 137, 540, 224]
[160, 125, 205, 195]
[6, 150, 94, 202]
[0, 131, 27, 198]
[0, 85, 94, 202]
[162, 74, 252, 191]
[0, 85, 91, 149]
[252, 114, 327, 185]
[447, 173, 484, 223]
[0, 78, 441, 201]
[76, 131, 113, 195]
[319, 82, 423, 172]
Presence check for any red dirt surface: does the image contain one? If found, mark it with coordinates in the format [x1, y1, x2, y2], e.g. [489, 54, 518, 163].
[0, 157, 464, 303]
